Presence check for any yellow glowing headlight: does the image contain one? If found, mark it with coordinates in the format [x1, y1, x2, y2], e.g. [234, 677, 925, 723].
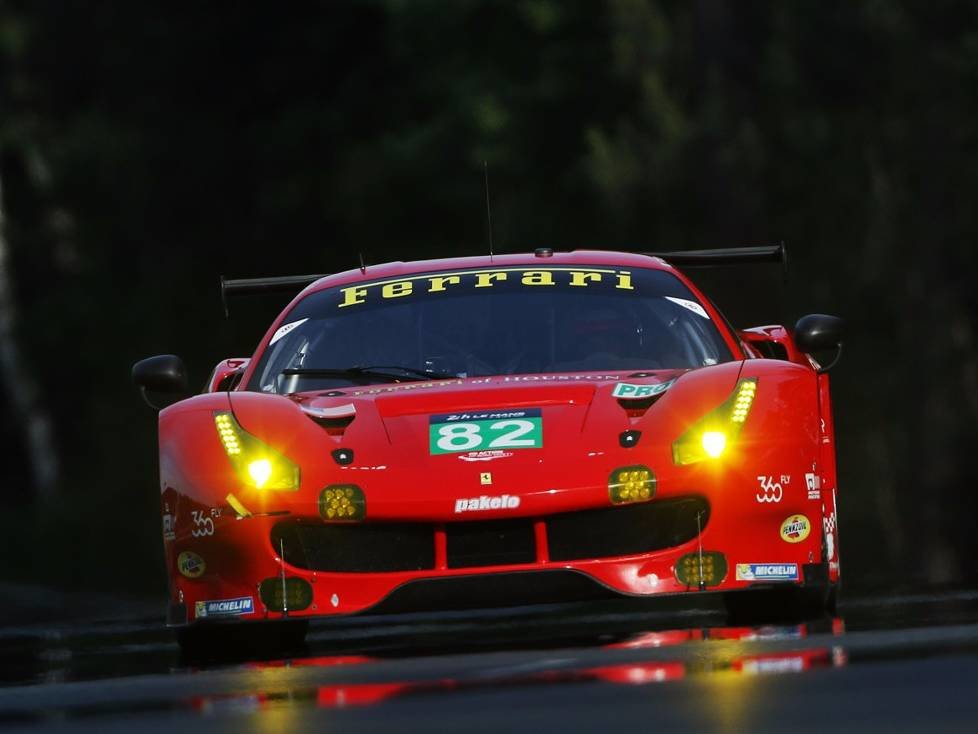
[701, 431, 727, 458]
[213, 411, 300, 491]
[672, 378, 757, 465]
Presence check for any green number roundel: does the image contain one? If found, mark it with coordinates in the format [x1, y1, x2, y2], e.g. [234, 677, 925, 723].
[429, 409, 543, 455]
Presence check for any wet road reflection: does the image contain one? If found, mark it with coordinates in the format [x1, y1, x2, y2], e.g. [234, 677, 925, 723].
[0, 592, 977, 732]
[189, 619, 848, 714]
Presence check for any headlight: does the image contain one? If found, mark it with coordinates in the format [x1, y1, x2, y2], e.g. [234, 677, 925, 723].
[213, 411, 300, 490]
[672, 378, 757, 465]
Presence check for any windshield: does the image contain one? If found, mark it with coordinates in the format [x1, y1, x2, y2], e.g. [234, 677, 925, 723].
[248, 265, 734, 394]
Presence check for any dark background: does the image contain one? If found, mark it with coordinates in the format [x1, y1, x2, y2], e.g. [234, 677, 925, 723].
[0, 0, 975, 602]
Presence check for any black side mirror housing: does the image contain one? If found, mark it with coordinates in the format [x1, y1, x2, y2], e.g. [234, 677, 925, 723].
[793, 314, 843, 371]
[794, 314, 843, 352]
[132, 354, 188, 394]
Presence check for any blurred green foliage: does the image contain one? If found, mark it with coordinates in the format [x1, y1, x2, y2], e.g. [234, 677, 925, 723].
[1, 1, 977, 597]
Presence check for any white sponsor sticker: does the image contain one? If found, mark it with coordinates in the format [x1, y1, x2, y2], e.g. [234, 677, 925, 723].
[736, 563, 799, 581]
[454, 495, 521, 513]
[665, 296, 709, 319]
[805, 472, 821, 500]
[611, 379, 676, 399]
[194, 596, 254, 618]
[270, 318, 309, 345]
[458, 450, 514, 462]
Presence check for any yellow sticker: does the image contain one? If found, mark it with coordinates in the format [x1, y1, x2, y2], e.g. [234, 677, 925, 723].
[780, 514, 811, 544]
[177, 551, 206, 579]
[480, 472, 493, 485]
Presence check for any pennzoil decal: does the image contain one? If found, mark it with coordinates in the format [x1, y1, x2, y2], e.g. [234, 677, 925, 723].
[611, 379, 675, 399]
[780, 514, 811, 543]
[430, 409, 543, 455]
[337, 267, 634, 308]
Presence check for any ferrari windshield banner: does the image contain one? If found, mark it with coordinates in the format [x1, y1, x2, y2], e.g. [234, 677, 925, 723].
[337, 267, 634, 308]
[429, 408, 543, 455]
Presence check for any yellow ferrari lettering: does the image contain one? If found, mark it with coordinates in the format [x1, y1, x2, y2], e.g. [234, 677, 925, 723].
[475, 272, 507, 288]
[335, 267, 633, 308]
[569, 271, 602, 287]
[521, 270, 555, 286]
[428, 274, 462, 292]
[382, 281, 413, 299]
[339, 285, 369, 307]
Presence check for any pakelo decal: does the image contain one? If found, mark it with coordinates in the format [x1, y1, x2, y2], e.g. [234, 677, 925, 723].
[780, 514, 811, 543]
[177, 551, 205, 579]
[454, 494, 521, 513]
[430, 409, 542, 455]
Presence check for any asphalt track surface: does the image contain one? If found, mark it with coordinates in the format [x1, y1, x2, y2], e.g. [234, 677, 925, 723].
[1, 591, 977, 733]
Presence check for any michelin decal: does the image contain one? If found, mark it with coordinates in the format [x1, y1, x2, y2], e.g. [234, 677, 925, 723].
[194, 596, 254, 619]
[735, 563, 800, 581]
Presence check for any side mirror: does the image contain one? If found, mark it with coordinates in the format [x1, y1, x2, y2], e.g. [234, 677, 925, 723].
[793, 314, 843, 371]
[132, 354, 188, 409]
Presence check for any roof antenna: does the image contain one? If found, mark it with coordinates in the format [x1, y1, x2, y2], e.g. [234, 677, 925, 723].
[358, 252, 367, 275]
[483, 160, 494, 262]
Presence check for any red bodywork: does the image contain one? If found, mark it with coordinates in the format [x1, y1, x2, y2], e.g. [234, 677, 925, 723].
[157, 251, 841, 625]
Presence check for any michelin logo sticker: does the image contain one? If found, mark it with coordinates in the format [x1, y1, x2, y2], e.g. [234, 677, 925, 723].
[611, 379, 676, 399]
[194, 596, 254, 619]
[736, 564, 799, 581]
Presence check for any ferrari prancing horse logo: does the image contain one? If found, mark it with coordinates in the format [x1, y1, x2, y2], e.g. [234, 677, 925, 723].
[480, 472, 492, 485]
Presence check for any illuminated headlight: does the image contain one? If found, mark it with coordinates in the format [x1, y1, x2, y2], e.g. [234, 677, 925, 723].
[672, 378, 757, 465]
[319, 484, 366, 521]
[213, 411, 300, 491]
[609, 465, 656, 504]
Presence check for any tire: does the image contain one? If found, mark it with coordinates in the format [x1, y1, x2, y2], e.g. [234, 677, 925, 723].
[176, 620, 308, 662]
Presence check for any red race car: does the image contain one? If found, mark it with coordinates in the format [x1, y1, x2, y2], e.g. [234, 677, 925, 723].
[133, 245, 843, 650]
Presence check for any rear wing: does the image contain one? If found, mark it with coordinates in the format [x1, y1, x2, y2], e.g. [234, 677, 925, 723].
[220, 274, 327, 317]
[220, 243, 788, 315]
[645, 242, 787, 274]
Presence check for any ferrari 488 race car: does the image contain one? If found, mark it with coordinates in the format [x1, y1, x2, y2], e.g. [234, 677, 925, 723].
[133, 245, 843, 650]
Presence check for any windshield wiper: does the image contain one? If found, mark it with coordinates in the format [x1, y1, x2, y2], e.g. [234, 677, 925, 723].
[281, 365, 458, 382]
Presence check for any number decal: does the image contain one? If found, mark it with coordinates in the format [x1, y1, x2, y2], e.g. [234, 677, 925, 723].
[488, 420, 536, 448]
[429, 409, 543, 454]
[191, 509, 215, 537]
[436, 423, 483, 452]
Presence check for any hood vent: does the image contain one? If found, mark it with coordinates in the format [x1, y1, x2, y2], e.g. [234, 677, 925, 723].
[617, 392, 667, 418]
[301, 403, 356, 436]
